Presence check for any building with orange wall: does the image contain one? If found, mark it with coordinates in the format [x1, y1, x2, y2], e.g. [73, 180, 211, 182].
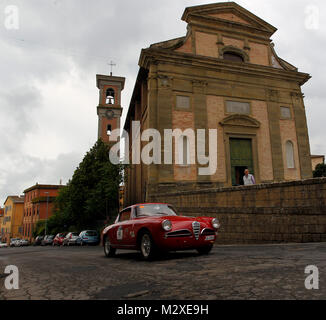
[23, 184, 64, 241]
[0, 208, 4, 240]
[1, 196, 25, 243]
[311, 155, 325, 171]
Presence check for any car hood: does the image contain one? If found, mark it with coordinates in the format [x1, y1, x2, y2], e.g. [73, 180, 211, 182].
[132, 215, 215, 230]
[135, 215, 212, 223]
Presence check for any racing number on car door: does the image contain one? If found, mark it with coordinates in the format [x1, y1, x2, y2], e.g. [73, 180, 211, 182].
[117, 226, 123, 240]
[116, 210, 132, 244]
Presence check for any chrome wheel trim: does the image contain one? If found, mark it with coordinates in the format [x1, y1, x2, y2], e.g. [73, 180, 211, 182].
[141, 234, 151, 258]
[104, 238, 111, 255]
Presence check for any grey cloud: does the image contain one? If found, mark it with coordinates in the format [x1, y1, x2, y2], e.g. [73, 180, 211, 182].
[0, 152, 82, 204]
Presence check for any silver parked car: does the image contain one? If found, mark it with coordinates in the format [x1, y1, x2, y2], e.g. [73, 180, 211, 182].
[62, 232, 80, 246]
[0, 242, 8, 248]
[19, 239, 30, 246]
[10, 238, 21, 247]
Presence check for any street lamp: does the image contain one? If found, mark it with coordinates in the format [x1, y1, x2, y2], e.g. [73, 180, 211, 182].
[44, 192, 49, 236]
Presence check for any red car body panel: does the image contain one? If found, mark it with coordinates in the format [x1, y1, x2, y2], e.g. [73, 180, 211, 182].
[102, 203, 219, 252]
[53, 234, 66, 246]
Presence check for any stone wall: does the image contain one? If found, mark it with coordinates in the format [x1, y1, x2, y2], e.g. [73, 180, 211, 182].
[149, 178, 326, 244]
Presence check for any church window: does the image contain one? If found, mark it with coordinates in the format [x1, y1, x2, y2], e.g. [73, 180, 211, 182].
[223, 51, 244, 62]
[178, 135, 190, 165]
[105, 88, 115, 104]
[285, 140, 295, 168]
[107, 124, 112, 136]
[280, 106, 291, 119]
[176, 95, 190, 109]
[226, 100, 250, 114]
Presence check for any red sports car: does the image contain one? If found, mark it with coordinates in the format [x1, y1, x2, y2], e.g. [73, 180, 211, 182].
[52, 233, 66, 246]
[102, 203, 221, 260]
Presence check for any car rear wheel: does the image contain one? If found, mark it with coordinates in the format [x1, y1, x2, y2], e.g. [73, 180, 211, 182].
[196, 245, 213, 255]
[104, 237, 116, 257]
[140, 232, 156, 260]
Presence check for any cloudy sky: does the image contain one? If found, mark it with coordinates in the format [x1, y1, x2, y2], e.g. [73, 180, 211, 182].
[0, 0, 325, 205]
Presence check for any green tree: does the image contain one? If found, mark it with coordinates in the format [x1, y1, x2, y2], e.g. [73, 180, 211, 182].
[48, 139, 124, 234]
[313, 163, 326, 177]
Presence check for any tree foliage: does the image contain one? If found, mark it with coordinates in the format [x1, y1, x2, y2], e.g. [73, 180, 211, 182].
[45, 139, 124, 234]
[313, 163, 326, 178]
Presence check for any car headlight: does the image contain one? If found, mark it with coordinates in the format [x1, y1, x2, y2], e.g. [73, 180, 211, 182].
[162, 219, 172, 231]
[211, 218, 220, 229]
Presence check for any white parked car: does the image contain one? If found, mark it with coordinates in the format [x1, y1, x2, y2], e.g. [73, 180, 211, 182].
[19, 239, 30, 246]
[10, 238, 21, 247]
[62, 232, 80, 246]
[0, 242, 8, 248]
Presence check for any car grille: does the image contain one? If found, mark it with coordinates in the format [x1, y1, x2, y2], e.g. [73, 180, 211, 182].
[201, 228, 215, 236]
[165, 229, 192, 238]
[192, 221, 200, 240]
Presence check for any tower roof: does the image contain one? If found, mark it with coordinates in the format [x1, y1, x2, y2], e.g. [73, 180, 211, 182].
[96, 74, 125, 90]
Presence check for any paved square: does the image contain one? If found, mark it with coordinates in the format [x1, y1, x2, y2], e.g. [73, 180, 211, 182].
[0, 243, 325, 300]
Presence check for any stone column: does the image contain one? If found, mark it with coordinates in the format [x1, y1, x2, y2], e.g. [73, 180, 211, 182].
[157, 73, 174, 185]
[146, 63, 159, 198]
[193, 80, 208, 183]
[291, 92, 313, 179]
[266, 89, 284, 181]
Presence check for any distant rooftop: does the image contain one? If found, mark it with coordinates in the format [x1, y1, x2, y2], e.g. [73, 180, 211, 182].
[23, 183, 65, 194]
[4, 195, 25, 205]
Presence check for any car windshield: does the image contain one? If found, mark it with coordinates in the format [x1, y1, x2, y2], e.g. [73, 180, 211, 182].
[48, 235, 54, 239]
[71, 233, 79, 236]
[136, 204, 177, 217]
[85, 231, 97, 236]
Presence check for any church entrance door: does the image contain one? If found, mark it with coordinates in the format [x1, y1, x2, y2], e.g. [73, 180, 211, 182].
[229, 138, 254, 186]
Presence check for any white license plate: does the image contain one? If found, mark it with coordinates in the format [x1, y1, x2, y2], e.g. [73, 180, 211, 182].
[205, 235, 215, 241]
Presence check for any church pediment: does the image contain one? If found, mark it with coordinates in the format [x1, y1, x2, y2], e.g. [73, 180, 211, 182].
[182, 2, 277, 36]
[219, 114, 261, 128]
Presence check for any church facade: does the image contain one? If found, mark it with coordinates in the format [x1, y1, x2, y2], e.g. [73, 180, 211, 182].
[117, 2, 312, 206]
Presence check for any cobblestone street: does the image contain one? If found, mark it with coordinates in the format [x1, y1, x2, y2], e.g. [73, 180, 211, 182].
[0, 243, 325, 300]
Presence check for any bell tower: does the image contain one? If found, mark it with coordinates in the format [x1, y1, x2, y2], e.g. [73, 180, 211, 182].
[96, 73, 125, 144]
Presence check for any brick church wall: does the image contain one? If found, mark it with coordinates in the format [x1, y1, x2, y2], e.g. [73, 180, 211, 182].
[149, 178, 326, 244]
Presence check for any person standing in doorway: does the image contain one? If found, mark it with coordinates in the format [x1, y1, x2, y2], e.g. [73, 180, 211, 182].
[243, 169, 256, 185]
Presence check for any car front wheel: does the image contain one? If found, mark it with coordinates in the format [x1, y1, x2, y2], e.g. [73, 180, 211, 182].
[196, 245, 213, 255]
[140, 232, 156, 260]
[104, 237, 116, 257]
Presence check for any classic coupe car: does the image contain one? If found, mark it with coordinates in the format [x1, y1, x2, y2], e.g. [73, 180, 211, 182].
[102, 203, 220, 260]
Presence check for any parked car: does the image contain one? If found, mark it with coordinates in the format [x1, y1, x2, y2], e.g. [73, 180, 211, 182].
[77, 230, 100, 246]
[102, 203, 221, 260]
[33, 235, 44, 246]
[0, 242, 8, 248]
[41, 235, 55, 246]
[19, 239, 30, 246]
[53, 233, 66, 246]
[62, 232, 80, 246]
[9, 238, 21, 247]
